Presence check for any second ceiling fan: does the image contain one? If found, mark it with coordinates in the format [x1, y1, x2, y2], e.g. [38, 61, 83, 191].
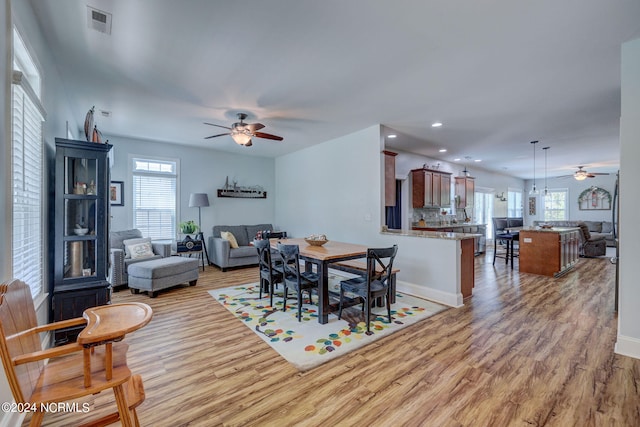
[204, 113, 283, 147]
[573, 166, 609, 181]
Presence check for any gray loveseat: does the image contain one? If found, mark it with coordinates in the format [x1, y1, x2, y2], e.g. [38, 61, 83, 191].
[208, 224, 274, 271]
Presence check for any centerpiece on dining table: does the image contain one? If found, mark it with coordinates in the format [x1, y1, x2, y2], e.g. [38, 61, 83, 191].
[305, 234, 329, 246]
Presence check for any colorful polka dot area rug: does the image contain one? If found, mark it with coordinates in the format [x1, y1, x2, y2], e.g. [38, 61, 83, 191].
[208, 273, 447, 371]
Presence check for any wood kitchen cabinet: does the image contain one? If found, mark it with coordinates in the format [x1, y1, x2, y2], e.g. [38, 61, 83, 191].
[411, 168, 452, 208]
[455, 176, 475, 208]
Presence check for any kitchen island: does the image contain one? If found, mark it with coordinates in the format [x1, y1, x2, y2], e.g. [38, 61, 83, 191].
[519, 227, 580, 277]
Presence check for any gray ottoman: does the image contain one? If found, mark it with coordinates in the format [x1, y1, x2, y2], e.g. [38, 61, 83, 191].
[128, 257, 199, 298]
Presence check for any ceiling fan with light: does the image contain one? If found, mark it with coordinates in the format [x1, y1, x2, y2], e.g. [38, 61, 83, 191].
[204, 113, 283, 147]
[572, 166, 610, 181]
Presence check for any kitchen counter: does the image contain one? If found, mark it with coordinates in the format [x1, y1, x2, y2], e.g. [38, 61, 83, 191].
[412, 222, 485, 230]
[382, 229, 480, 241]
[382, 228, 478, 298]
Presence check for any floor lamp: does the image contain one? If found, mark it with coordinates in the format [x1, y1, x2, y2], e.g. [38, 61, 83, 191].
[189, 193, 210, 265]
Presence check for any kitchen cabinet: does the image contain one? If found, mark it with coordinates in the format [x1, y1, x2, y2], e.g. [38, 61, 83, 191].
[440, 173, 451, 206]
[52, 138, 112, 345]
[455, 176, 475, 208]
[411, 168, 452, 208]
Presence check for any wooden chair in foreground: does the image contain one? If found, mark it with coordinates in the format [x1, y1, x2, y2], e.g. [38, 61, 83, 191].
[0, 279, 146, 427]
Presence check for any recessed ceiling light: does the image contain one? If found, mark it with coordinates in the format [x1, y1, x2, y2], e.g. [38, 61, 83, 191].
[474, 159, 482, 162]
[432, 122, 443, 127]
[454, 158, 461, 161]
[439, 149, 447, 153]
[387, 134, 397, 139]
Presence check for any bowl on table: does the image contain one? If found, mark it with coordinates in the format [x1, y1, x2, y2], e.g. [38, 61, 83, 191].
[305, 235, 328, 246]
[74, 228, 89, 236]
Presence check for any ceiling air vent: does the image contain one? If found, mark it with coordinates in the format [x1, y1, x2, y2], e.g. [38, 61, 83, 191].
[86, 6, 112, 35]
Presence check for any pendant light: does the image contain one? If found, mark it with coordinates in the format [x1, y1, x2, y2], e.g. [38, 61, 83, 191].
[543, 146, 550, 196]
[529, 140, 539, 195]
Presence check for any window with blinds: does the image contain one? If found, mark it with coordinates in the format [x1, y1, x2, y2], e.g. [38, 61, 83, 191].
[132, 158, 178, 239]
[12, 28, 45, 299]
[544, 189, 569, 221]
[507, 188, 523, 218]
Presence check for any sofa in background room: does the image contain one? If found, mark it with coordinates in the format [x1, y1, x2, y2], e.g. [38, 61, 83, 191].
[209, 224, 274, 271]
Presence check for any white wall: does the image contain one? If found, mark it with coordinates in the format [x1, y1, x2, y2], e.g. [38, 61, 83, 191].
[275, 125, 466, 307]
[616, 37, 640, 359]
[108, 135, 277, 237]
[275, 126, 382, 240]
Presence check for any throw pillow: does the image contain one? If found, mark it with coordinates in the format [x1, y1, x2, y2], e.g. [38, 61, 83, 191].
[128, 242, 155, 260]
[220, 231, 239, 249]
[123, 237, 154, 259]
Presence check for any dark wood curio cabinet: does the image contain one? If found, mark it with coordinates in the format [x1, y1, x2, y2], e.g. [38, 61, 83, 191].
[52, 138, 112, 345]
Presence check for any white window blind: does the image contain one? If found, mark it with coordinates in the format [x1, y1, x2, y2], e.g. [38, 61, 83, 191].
[507, 188, 523, 218]
[132, 158, 177, 239]
[544, 189, 569, 221]
[12, 81, 45, 298]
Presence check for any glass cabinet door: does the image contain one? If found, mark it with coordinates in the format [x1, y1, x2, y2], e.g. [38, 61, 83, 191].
[62, 156, 98, 279]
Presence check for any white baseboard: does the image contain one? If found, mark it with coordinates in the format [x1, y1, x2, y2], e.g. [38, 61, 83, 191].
[615, 334, 640, 360]
[396, 280, 463, 308]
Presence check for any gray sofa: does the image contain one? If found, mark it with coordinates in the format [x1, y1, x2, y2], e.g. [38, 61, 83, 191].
[108, 229, 172, 287]
[532, 220, 610, 256]
[208, 224, 274, 271]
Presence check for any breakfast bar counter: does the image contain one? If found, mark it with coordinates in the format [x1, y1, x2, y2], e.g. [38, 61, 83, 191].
[381, 229, 479, 299]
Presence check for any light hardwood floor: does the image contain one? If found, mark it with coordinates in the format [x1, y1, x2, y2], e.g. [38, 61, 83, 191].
[29, 251, 640, 426]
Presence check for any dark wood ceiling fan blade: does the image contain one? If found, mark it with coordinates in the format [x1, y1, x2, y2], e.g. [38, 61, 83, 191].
[204, 133, 230, 139]
[254, 131, 283, 141]
[204, 122, 231, 130]
[245, 123, 265, 132]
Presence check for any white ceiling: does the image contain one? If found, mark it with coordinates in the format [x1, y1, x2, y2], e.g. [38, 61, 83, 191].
[29, 0, 640, 179]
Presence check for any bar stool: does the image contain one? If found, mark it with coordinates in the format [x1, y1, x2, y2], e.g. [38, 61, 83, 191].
[493, 232, 519, 268]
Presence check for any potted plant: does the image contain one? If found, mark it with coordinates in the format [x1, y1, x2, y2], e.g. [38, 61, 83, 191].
[179, 220, 198, 234]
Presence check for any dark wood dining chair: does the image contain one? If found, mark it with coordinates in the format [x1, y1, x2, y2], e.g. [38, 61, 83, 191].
[0, 279, 145, 427]
[253, 239, 283, 307]
[338, 245, 398, 333]
[277, 244, 320, 321]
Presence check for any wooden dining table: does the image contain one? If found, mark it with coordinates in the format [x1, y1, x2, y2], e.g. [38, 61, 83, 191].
[270, 238, 368, 324]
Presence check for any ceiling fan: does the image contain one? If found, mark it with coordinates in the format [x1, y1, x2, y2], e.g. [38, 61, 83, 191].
[204, 113, 283, 147]
[572, 166, 609, 181]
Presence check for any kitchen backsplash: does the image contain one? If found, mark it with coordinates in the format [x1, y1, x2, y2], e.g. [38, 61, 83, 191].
[412, 207, 471, 224]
